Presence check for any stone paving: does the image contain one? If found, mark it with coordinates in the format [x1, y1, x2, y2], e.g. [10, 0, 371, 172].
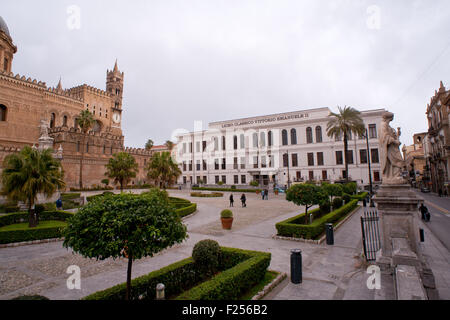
[0, 189, 449, 300]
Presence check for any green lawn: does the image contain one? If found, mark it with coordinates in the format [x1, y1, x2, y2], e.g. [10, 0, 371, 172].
[0, 220, 67, 231]
[239, 270, 279, 300]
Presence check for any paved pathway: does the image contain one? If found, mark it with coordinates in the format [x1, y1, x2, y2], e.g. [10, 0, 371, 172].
[0, 190, 449, 300]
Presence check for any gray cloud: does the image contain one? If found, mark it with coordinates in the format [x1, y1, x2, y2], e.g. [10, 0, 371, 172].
[2, 0, 449, 147]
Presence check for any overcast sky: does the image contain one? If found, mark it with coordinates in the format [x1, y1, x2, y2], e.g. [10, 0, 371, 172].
[2, 0, 450, 147]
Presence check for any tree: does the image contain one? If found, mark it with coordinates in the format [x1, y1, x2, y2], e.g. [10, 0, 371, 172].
[322, 182, 343, 203]
[146, 151, 181, 188]
[1, 146, 65, 227]
[145, 139, 154, 151]
[101, 178, 110, 187]
[326, 106, 365, 183]
[105, 152, 139, 192]
[165, 140, 174, 152]
[286, 183, 326, 224]
[63, 190, 187, 300]
[342, 182, 357, 195]
[76, 110, 95, 189]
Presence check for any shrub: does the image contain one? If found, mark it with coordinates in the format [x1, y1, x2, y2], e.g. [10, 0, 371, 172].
[101, 179, 110, 186]
[190, 192, 223, 198]
[332, 197, 343, 210]
[342, 193, 351, 204]
[43, 202, 57, 211]
[319, 199, 331, 215]
[221, 209, 233, 218]
[192, 187, 260, 193]
[249, 181, 259, 187]
[231, 185, 236, 190]
[175, 203, 197, 218]
[343, 182, 357, 195]
[351, 192, 369, 201]
[217, 181, 224, 186]
[192, 240, 221, 277]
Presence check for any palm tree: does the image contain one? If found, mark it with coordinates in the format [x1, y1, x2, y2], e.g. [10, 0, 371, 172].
[146, 151, 181, 189]
[165, 140, 174, 152]
[145, 139, 154, 151]
[327, 106, 365, 183]
[77, 110, 95, 189]
[105, 152, 139, 192]
[1, 146, 65, 227]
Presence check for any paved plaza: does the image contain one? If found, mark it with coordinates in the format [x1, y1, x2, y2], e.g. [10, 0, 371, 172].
[0, 190, 449, 300]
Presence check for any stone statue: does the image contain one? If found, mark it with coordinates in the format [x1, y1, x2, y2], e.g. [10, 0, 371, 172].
[379, 112, 406, 185]
[39, 119, 50, 138]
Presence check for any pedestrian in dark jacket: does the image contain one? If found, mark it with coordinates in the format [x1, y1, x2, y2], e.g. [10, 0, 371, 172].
[265, 189, 269, 200]
[240, 194, 246, 207]
[419, 203, 430, 221]
[56, 198, 63, 210]
[261, 189, 265, 200]
[229, 194, 234, 207]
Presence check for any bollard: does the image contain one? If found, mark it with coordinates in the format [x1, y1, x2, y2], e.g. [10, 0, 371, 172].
[156, 283, 165, 300]
[290, 249, 302, 284]
[325, 223, 334, 245]
[419, 229, 425, 242]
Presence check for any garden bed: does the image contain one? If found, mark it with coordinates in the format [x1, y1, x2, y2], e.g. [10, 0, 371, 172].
[190, 192, 224, 198]
[275, 199, 359, 240]
[83, 247, 271, 300]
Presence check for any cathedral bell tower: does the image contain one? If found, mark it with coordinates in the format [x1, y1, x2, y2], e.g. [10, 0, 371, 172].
[0, 16, 17, 73]
[106, 60, 124, 129]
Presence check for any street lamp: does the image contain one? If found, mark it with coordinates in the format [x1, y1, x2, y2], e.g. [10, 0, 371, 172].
[362, 128, 374, 207]
[284, 150, 291, 189]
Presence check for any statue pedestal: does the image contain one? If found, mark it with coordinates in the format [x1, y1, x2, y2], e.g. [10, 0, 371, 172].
[38, 136, 54, 151]
[373, 184, 423, 272]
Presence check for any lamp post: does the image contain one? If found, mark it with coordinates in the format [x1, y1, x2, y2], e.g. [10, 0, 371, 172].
[285, 150, 291, 189]
[364, 128, 374, 207]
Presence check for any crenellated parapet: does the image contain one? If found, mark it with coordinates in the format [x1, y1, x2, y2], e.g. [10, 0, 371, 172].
[67, 84, 112, 99]
[0, 144, 22, 153]
[124, 147, 153, 156]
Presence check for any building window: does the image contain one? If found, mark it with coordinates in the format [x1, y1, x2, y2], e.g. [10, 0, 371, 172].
[86, 142, 89, 153]
[360, 149, 368, 164]
[260, 132, 266, 147]
[317, 152, 324, 166]
[315, 126, 322, 143]
[335, 132, 342, 141]
[283, 153, 289, 167]
[291, 129, 297, 145]
[282, 130, 288, 146]
[189, 160, 193, 171]
[306, 127, 313, 144]
[222, 136, 226, 150]
[234, 157, 238, 169]
[374, 171, 380, 182]
[269, 155, 274, 167]
[222, 176, 227, 184]
[50, 113, 56, 128]
[3, 58, 8, 72]
[253, 156, 259, 169]
[215, 176, 220, 184]
[261, 156, 267, 168]
[214, 137, 218, 151]
[234, 175, 239, 184]
[336, 151, 343, 165]
[196, 160, 201, 171]
[346, 131, 352, 141]
[309, 171, 314, 181]
[322, 170, 328, 180]
[203, 176, 207, 184]
[307, 153, 314, 166]
[63, 115, 68, 127]
[296, 171, 301, 181]
[189, 143, 193, 153]
[222, 158, 226, 170]
[369, 124, 377, 139]
[268, 131, 273, 147]
[196, 141, 200, 152]
[292, 153, 298, 167]
[214, 159, 219, 170]
[371, 148, 379, 163]
[240, 157, 246, 169]
[202, 141, 207, 152]
[241, 175, 246, 184]
[233, 135, 238, 150]
[202, 160, 207, 171]
[346, 150, 354, 164]
[253, 133, 258, 148]
[183, 176, 187, 184]
[183, 162, 187, 171]
[240, 134, 245, 149]
[0, 105, 7, 121]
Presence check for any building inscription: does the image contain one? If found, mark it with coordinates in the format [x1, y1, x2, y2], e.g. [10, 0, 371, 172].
[221, 113, 310, 128]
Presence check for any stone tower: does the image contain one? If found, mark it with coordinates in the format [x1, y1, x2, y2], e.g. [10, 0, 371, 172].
[0, 16, 17, 73]
[106, 60, 124, 110]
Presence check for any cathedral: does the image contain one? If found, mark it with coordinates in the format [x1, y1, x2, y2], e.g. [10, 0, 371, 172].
[0, 16, 153, 189]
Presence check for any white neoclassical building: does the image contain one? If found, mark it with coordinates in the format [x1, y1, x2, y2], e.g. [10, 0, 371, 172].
[175, 107, 386, 189]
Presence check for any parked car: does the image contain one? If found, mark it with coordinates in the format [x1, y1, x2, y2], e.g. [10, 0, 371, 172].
[421, 187, 430, 193]
[274, 186, 286, 193]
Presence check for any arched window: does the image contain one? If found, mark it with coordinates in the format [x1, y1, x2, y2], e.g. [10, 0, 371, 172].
[50, 113, 56, 128]
[260, 132, 266, 147]
[315, 126, 322, 143]
[0, 105, 7, 121]
[240, 134, 245, 149]
[253, 133, 258, 148]
[282, 130, 288, 146]
[233, 135, 238, 150]
[306, 127, 313, 144]
[86, 142, 89, 153]
[63, 115, 68, 127]
[290, 129, 297, 145]
[268, 131, 273, 147]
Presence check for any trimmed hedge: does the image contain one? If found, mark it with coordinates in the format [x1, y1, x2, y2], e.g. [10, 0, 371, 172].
[0, 211, 75, 244]
[275, 199, 359, 240]
[83, 247, 270, 300]
[190, 192, 223, 198]
[192, 187, 261, 193]
[351, 192, 369, 201]
[175, 203, 197, 218]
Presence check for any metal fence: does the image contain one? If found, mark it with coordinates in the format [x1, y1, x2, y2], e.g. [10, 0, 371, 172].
[360, 210, 381, 261]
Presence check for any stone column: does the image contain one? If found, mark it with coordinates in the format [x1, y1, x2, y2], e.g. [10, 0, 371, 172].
[374, 184, 423, 271]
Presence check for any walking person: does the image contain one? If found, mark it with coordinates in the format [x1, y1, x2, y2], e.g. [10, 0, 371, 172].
[265, 189, 269, 200]
[56, 197, 63, 211]
[240, 194, 246, 207]
[261, 189, 265, 200]
[439, 188, 443, 197]
[419, 203, 430, 222]
[229, 194, 234, 207]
